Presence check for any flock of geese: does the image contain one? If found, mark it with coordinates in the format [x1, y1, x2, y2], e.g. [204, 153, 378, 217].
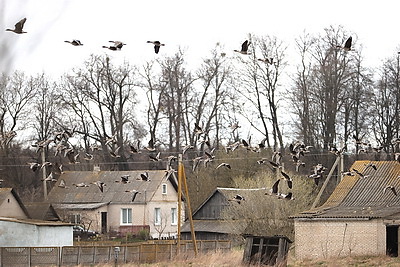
[6, 17, 165, 54]
[8, 17, 398, 204]
[23, 118, 400, 204]
[6, 17, 354, 65]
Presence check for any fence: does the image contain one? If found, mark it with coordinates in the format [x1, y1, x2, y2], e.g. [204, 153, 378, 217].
[0, 240, 231, 266]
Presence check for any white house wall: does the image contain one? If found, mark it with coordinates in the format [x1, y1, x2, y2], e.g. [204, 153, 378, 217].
[0, 220, 73, 247]
[147, 178, 184, 239]
[294, 219, 386, 260]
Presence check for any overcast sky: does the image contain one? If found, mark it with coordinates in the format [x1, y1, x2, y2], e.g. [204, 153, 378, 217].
[2, 0, 400, 77]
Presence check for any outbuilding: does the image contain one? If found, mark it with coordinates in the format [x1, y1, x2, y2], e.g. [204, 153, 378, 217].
[291, 160, 400, 260]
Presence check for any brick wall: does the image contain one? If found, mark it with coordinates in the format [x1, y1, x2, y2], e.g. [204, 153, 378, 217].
[294, 219, 386, 260]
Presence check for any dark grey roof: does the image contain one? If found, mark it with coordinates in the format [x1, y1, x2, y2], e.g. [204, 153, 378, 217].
[47, 170, 177, 204]
[24, 202, 60, 221]
[292, 161, 400, 220]
[192, 187, 268, 216]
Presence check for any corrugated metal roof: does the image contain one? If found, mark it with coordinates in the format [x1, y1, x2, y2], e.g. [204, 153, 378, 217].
[292, 161, 400, 219]
[47, 170, 175, 204]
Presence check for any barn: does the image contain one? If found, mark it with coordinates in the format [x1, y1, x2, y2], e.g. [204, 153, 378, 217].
[291, 160, 400, 260]
[181, 187, 267, 241]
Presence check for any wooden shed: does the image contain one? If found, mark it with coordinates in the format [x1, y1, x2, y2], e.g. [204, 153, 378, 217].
[242, 235, 292, 266]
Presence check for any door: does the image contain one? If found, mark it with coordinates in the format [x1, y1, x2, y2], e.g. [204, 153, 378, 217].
[386, 225, 398, 257]
[101, 212, 107, 234]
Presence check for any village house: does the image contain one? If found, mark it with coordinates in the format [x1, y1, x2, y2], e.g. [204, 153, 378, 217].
[0, 188, 30, 219]
[291, 160, 400, 260]
[47, 169, 183, 239]
[0, 188, 72, 247]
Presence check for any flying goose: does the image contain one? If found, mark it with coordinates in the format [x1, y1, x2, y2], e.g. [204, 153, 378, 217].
[343, 36, 352, 51]
[6, 18, 27, 34]
[364, 162, 377, 171]
[182, 144, 194, 155]
[72, 182, 89, 187]
[43, 172, 57, 182]
[352, 168, 368, 179]
[147, 41, 165, 54]
[64, 40, 83, 46]
[28, 162, 41, 172]
[149, 152, 161, 162]
[216, 163, 231, 169]
[258, 58, 274, 64]
[92, 181, 106, 193]
[138, 172, 150, 181]
[116, 175, 131, 184]
[384, 185, 397, 196]
[281, 171, 293, 189]
[234, 40, 251, 55]
[58, 179, 67, 188]
[109, 41, 126, 49]
[125, 189, 141, 202]
[229, 194, 245, 204]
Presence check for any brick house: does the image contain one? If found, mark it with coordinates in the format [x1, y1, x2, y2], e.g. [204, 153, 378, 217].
[291, 160, 400, 260]
[47, 170, 183, 239]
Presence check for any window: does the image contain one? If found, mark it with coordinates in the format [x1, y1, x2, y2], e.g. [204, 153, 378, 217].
[69, 214, 81, 224]
[171, 208, 177, 225]
[154, 208, 161, 225]
[121, 208, 132, 225]
[162, 183, 167, 194]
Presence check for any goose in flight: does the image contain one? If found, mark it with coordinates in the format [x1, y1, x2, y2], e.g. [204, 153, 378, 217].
[343, 36, 352, 51]
[384, 185, 397, 196]
[138, 172, 150, 181]
[216, 163, 231, 169]
[281, 171, 293, 189]
[229, 194, 245, 204]
[58, 179, 67, 188]
[72, 182, 89, 187]
[6, 18, 27, 34]
[65, 40, 83, 46]
[92, 181, 106, 193]
[234, 40, 251, 55]
[125, 189, 141, 202]
[43, 172, 57, 182]
[149, 152, 161, 162]
[28, 162, 41, 172]
[258, 58, 274, 64]
[109, 41, 126, 49]
[147, 41, 165, 54]
[116, 175, 131, 184]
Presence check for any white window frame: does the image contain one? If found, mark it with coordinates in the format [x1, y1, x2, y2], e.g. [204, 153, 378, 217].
[154, 208, 161, 225]
[162, 183, 167, 194]
[171, 207, 177, 225]
[121, 208, 132, 225]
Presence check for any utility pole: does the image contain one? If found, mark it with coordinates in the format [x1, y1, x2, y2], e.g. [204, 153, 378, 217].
[177, 154, 198, 256]
[42, 148, 47, 200]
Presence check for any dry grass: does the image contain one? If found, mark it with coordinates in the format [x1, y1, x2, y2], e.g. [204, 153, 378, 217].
[79, 250, 400, 267]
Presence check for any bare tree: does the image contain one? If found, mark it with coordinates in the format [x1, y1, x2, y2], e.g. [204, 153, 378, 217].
[233, 34, 287, 150]
[61, 55, 145, 169]
[372, 51, 400, 153]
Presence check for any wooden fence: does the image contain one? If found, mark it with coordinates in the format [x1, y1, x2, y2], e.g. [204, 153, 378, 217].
[0, 240, 231, 266]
